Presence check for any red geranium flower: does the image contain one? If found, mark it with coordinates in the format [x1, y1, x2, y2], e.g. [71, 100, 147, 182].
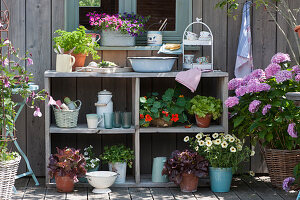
[145, 114, 152, 122]
[140, 114, 144, 119]
[162, 110, 169, 117]
[171, 114, 179, 122]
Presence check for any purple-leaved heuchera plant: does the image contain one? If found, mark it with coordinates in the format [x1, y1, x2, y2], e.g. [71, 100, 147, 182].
[162, 149, 209, 185]
[225, 52, 299, 150]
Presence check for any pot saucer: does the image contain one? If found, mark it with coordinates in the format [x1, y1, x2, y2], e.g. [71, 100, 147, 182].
[92, 188, 111, 194]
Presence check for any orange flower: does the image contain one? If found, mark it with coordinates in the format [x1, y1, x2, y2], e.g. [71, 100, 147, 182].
[145, 114, 152, 122]
[162, 110, 169, 117]
[144, 96, 147, 99]
[171, 114, 179, 122]
[179, 95, 184, 98]
[140, 114, 144, 119]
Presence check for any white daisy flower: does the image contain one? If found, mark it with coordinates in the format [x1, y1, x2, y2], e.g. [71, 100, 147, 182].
[184, 136, 189, 142]
[249, 171, 255, 177]
[212, 133, 219, 139]
[91, 163, 95, 168]
[237, 144, 242, 151]
[225, 134, 231, 140]
[221, 141, 228, 148]
[206, 140, 212, 147]
[195, 146, 199, 151]
[84, 152, 88, 156]
[230, 146, 237, 153]
[229, 137, 235, 143]
[196, 133, 203, 140]
[198, 140, 205, 146]
[250, 151, 255, 156]
[214, 139, 221, 145]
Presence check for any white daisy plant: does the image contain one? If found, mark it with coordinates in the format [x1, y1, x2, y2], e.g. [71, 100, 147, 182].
[83, 145, 100, 171]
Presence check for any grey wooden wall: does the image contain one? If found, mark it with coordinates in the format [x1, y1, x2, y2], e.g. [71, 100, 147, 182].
[7, 0, 300, 176]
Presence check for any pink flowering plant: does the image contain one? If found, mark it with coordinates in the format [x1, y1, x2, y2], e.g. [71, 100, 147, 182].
[87, 12, 150, 37]
[0, 39, 51, 161]
[225, 52, 300, 150]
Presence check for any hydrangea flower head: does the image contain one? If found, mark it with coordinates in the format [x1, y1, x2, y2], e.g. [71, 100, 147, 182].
[287, 123, 298, 138]
[262, 104, 271, 115]
[235, 86, 247, 97]
[292, 65, 300, 74]
[295, 74, 300, 82]
[265, 63, 281, 79]
[249, 100, 261, 113]
[250, 69, 266, 82]
[275, 70, 292, 83]
[271, 52, 290, 64]
[228, 78, 243, 90]
[225, 97, 239, 108]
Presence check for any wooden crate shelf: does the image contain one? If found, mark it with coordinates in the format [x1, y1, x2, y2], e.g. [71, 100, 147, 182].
[44, 70, 228, 187]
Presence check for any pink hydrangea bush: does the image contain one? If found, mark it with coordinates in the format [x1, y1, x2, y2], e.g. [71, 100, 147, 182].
[226, 52, 299, 150]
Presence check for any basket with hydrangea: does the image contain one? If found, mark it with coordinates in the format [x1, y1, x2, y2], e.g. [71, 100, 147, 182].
[186, 132, 252, 192]
[225, 52, 300, 188]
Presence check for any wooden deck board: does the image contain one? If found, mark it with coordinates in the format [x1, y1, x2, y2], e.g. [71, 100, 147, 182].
[9, 177, 299, 200]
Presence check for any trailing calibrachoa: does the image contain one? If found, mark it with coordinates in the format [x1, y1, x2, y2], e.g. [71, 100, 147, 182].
[225, 52, 300, 150]
[139, 87, 190, 127]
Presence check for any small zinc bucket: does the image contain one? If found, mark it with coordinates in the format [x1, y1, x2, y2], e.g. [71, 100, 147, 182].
[152, 157, 168, 183]
[209, 167, 232, 192]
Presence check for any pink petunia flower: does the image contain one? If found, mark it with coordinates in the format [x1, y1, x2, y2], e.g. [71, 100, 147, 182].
[33, 107, 42, 117]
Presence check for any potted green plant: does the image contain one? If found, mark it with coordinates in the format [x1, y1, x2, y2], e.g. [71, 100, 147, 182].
[162, 149, 209, 192]
[187, 133, 252, 192]
[0, 39, 49, 200]
[88, 12, 150, 46]
[225, 52, 300, 188]
[79, 145, 100, 183]
[48, 147, 87, 193]
[139, 87, 190, 127]
[100, 145, 134, 184]
[53, 26, 100, 69]
[188, 96, 222, 128]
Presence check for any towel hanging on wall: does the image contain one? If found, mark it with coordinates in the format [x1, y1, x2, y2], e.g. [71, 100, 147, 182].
[235, 1, 253, 78]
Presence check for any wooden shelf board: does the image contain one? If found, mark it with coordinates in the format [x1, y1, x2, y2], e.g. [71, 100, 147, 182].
[44, 70, 228, 78]
[50, 124, 135, 134]
[140, 125, 225, 133]
[95, 46, 200, 51]
[47, 175, 209, 188]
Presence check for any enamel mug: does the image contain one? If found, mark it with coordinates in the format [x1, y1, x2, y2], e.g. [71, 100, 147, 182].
[147, 31, 163, 46]
[87, 33, 101, 43]
[56, 54, 75, 72]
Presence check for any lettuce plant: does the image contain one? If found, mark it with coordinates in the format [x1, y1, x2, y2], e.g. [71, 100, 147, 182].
[48, 147, 87, 182]
[188, 95, 222, 120]
[162, 150, 209, 185]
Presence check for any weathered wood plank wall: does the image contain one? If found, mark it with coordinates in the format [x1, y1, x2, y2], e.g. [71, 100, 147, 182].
[6, 0, 300, 176]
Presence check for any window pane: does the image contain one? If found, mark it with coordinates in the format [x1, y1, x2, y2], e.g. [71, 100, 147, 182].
[79, 0, 119, 29]
[137, 0, 176, 31]
[79, 0, 101, 7]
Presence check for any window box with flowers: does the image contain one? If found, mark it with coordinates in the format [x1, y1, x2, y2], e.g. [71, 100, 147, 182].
[139, 87, 190, 128]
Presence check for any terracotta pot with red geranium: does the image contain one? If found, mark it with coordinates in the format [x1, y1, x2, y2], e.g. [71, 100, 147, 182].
[48, 147, 87, 193]
[139, 88, 190, 128]
[162, 150, 209, 192]
[188, 95, 222, 128]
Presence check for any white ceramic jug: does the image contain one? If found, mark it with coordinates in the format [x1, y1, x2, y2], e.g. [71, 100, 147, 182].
[95, 90, 113, 128]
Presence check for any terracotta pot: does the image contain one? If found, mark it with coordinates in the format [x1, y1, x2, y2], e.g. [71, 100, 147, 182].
[65, 51, 87, 70]
[55, 175, 74, 193]
[151, 118, 173, 127]
[179, 173, 199, 192]
[195, 114, 212, 128]
[295, 25, 300, 38]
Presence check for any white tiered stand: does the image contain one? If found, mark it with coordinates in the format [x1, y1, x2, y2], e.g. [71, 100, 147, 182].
[182, 18, 214, 70]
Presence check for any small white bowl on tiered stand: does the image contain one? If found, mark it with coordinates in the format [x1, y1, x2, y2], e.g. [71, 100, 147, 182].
[86, 171, 118, 194]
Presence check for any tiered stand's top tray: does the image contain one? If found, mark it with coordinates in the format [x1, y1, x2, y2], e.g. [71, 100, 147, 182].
[44, 70, 228, 78]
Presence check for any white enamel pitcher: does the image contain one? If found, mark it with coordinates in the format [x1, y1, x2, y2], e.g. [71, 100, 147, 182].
[95, 90, 113, 128]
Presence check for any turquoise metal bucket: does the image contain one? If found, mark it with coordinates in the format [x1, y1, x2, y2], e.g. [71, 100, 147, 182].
[152, 157, 168, 183]
[209, 167, 232, 192]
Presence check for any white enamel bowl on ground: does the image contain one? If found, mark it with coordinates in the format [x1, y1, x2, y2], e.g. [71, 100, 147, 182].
[128, 57, 177, 72]
[86, 171, 118, 194]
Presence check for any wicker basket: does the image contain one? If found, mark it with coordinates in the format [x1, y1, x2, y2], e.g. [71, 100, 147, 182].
[264, 148, 300, 188]
[53, 100, 82, 128]
[0, 155, 21, 200]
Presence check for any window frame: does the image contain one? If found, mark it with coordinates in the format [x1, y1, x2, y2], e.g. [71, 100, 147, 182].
[64, 0, 192, 43]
